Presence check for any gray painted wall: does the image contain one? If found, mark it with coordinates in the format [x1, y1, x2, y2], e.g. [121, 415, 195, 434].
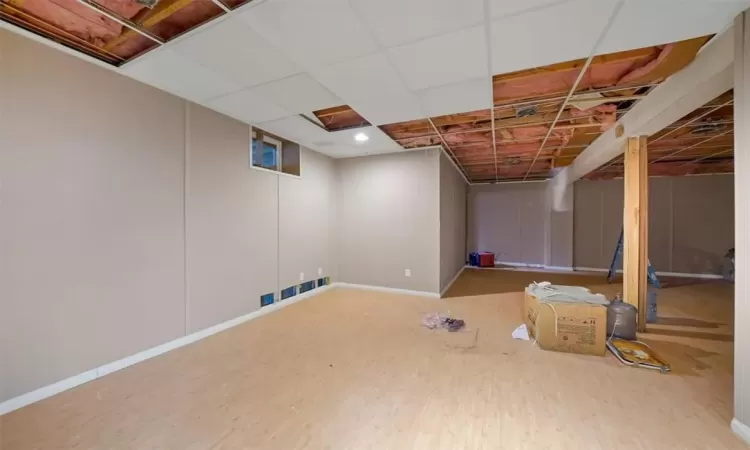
[467, 182, 556, 266]
[466, 175, 733, 275]
[545, 181, 575, 268]
[574, 175, 734, 274]
[0, 30, 338, 403]
[439, 152, 467, 291]
[337, 149, 440, 293]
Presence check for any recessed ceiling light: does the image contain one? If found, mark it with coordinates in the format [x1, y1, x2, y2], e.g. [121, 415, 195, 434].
[354, 132, 369, 142]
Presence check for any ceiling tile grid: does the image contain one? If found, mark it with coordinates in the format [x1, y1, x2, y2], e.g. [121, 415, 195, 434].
[237, 0, 379, 69]
[387, 25, 489, 91]
[350, 0, 484, 48]
[489, 0, 619, 75]
[207, 88, 292, 123]
[169, 17, 302, 89]
[488, 0, 571, 19]
[310, 52, 426, 125]
[256, 115, 330, 143]
[415, 78, 491, 118]
[104, 0, 750, 169]
[597, 0, 750, 54]
[122, 48, 240, 102]
[247, 73, 343, 114]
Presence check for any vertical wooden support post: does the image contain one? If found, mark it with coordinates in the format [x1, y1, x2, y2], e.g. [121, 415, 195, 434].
[734, 11, 750, 434]
[623, 136, 648, 332]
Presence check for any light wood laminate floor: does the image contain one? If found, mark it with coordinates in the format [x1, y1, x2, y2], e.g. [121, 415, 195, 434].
[2, 270, 742, 449]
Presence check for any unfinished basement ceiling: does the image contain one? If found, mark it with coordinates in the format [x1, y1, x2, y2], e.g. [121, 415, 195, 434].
[380, 36, 711, 182]
[1, 0, 748, 168]
[0, 0, 245, 64]
[586, 90, 735, 180]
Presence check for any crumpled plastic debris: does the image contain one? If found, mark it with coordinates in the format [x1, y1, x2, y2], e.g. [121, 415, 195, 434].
[422, 313, 466, 332]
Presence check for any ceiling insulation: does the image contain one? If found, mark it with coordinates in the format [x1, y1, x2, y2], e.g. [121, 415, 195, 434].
[311, 105, 371, 132]
[378, 35, 721, 183]
[0, 0, 250, 64]
[586, 90, 734, 180]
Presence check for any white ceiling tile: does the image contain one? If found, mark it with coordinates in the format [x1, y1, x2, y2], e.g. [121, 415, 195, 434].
[348, 95, 425, 126]
[333, 126, 402, 151]
[310, 126, 402, 157]
[207, 88, 292, 124]
[490, 0, 617, 75]
[351, 0, 484, 48]
[171, 18, 301, 89]
[415, 78, 490, 117]
[599, 0, 747, 55]
[248, 74, 342, 114]
[489, 0, 568, 19]
[122, 49, 239, 102]
[388, 25, 488, 91]
[238, 0, 379, 69]
[311, 52, 412, 102]
[256, 115, 330, 143]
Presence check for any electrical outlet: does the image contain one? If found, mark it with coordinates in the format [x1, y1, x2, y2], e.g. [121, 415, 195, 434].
[405, 269, 411, 277]
[318, 267, 323, 276]
[300, 272, 304, 281]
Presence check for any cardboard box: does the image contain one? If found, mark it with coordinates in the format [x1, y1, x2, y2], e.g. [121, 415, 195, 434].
[524, 287, 607, 356]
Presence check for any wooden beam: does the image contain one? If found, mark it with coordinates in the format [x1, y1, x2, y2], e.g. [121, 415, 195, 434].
[623, 136, 648, 332]
[557, 26, 733, 185]
[103, 0, 194, 50]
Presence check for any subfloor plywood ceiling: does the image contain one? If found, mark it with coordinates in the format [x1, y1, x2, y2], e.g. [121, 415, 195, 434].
[1, 0, 747, 181]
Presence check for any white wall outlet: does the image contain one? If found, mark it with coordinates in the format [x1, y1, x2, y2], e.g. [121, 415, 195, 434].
[300, 272, 304, 281]
[318, 267, 323, 276]
[405, 269, 411, 277]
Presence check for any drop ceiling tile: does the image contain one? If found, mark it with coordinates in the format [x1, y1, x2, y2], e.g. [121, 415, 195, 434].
[489, 0, 617, 75]
[415, 77, 490, 117]
[348, 95, 425, 126]
[238, 0, 379, 69]
[310, 126, 402, 157]
[256, 115, 330, 143]
[350, 0, 483, 47]
[248, 74, 342, 114]
[598, 0, 747, 55]
[122, 49, 239, 102]
[258, 116, 404, 158]
[207, 88, 292, 124]
[311, 52, 412, 102]
[333, 126, 402, 151]
[171, 17, 301, 89]
[488, 0, 568, 19]
[388, 25, 488, 91]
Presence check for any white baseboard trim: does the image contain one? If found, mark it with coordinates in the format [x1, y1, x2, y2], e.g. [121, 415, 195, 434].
[440, 266, 466, 297]
[468, 262, 574, 272]
[0, 284, 336, 416]
[494, 261, 546, 269]
[336, 282, 440, 298]
[732, 418, 750, 445]
[573, 267, 724, 280]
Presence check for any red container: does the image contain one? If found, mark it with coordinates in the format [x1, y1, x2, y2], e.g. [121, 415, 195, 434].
[478, 252, 495, 267]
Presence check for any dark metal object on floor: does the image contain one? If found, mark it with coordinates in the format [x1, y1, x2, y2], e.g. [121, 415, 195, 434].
[607, 294, 637, 340]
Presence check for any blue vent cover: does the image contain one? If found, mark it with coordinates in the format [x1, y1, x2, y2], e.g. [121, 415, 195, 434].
[300, 281, 316, 293]
[260, 293, 274, 307]
[281, 286, 297, 300]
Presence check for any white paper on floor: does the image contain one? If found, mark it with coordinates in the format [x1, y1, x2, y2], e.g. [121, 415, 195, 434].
[512, 324, 530, 341]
